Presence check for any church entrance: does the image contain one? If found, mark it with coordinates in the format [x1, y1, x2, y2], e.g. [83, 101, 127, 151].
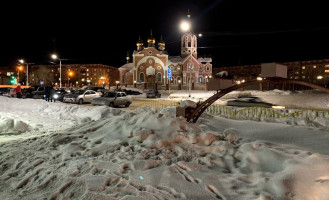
[147, 75, 155, 83]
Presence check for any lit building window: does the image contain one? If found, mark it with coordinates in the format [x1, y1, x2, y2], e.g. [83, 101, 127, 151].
[87, 69, 89, 71]
[295, 76, 299, 79]
[325, 65, 329, 68]
[302, 76, 305, 79]
[157, 73, 162, 82]
[302, 66, 305, 69]
[325, 70, 329, 73]
[313, 65, 317, 69]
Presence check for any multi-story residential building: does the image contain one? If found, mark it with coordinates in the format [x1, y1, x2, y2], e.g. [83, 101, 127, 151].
[29, 64, 119, 87]
[213, 59, 329, 87]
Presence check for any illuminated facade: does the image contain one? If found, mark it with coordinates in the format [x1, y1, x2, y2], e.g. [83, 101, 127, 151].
[119, 30, 212, 87]
[29, 64, 119, 87]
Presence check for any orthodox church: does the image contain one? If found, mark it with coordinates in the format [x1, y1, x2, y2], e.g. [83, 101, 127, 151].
[119, 17, 212, 88]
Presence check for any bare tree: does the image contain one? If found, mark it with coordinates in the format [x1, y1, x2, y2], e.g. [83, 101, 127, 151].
[29, 66, 55, 86]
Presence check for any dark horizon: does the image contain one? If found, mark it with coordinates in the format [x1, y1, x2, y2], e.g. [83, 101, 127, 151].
[1, 0, 329, 69]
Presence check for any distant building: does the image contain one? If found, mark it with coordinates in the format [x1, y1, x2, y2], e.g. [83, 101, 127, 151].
[213, 59, 329, 87]
[119, 30, 212, 88]
[0, 67, 15, 85]
[29, 64, 119, 87]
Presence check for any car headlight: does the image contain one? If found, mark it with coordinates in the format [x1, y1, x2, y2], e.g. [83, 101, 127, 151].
[53, 94, 59, 99]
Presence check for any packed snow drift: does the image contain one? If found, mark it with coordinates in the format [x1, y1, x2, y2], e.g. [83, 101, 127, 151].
[1, 97, 329, 200]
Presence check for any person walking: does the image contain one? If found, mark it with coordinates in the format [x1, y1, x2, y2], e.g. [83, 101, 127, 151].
[45, 86, 51, 102]
[50, 86, 56, 102]
[16, 84, 22, 98]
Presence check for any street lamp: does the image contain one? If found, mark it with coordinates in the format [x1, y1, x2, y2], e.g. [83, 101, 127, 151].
[18, 59, 34, 86]
[180, 20, 190, 32]
[163, 75, 166, 91]
[51, 54, 67, 88]
[116, 80, 120, 89]
[17, 65, 23, 84]
[68, 71, 73, 87]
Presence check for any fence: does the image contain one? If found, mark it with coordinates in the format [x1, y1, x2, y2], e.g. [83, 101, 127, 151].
[138, 99, 329, 127]
[204, 104, 329, 126]
[138, 99, 179, 108]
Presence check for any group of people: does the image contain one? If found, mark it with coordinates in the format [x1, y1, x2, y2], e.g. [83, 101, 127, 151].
[45, 86, 56, 102]
[14, 84, 56, 102]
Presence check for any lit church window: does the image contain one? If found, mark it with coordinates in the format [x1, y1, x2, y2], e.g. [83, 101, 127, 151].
[157, 73, 162, 82]
[140, 73, 144, 82]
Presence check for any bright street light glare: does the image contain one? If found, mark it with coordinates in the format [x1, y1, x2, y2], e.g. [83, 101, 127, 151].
[180, 20, 190, 32]
[51, 54, 58, 59]
[198, 33, 203, 37]
[19, 59, 24, 64]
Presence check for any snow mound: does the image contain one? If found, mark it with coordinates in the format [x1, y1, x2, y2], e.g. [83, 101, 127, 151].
[0, 115, 31, 135]
[179, 100, 197, 108]
[1, 106, 329, 199]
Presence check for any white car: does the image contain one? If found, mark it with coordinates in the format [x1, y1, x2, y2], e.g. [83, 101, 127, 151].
[63, 89, 101, 104]
[92, 92, 132, 107]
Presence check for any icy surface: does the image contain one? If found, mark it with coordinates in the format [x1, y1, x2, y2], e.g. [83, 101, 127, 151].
[1, 97, 329, 199]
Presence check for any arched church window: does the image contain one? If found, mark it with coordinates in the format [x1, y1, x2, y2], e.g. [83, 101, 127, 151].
[157, 73, 162, 82]
[139, 73, 144, 82]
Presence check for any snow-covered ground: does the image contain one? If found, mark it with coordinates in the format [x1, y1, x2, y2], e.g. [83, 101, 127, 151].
[1, 95, 329, 200]
[154, 89, 329, 111]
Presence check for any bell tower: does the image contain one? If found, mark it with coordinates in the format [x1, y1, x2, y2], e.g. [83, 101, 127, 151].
[181, 9, 197, 58]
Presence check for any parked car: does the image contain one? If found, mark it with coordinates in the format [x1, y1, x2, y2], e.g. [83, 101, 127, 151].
[32, 86, 53, 99]
[63, 89, 101, 104]
[52, 89, 70, 102]
[4, 88, 17, 97]
[123, 89, 143, 95]
[92, 92, 132, 107]
[22, 86, 37, 98]
[146, 90, 161, 98]
[0, 87, 11, 96]
[226, 96, 273, 108]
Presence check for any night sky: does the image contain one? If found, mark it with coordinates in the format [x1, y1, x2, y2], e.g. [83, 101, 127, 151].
[1, 0, 329, 69]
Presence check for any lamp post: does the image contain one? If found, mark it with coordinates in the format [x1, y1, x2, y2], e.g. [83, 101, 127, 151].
[68, 71, 73, 87]
[17, 65, 23, 84]
[51, 54, 67, 88]
[163, 75, 166, 91]
[116, 80, 120, 89]
[19, 59, 34, 86]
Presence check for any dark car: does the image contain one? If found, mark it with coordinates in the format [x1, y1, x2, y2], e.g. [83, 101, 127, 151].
[52, 89, 70, 101]
[146, 90, 161, 98]
[0, 87, 11, 96]
[22, 87, 37, 98]
[32, 86, 53, 99]
[123, 89, 143, 95]
[226, 96, 273, 108]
